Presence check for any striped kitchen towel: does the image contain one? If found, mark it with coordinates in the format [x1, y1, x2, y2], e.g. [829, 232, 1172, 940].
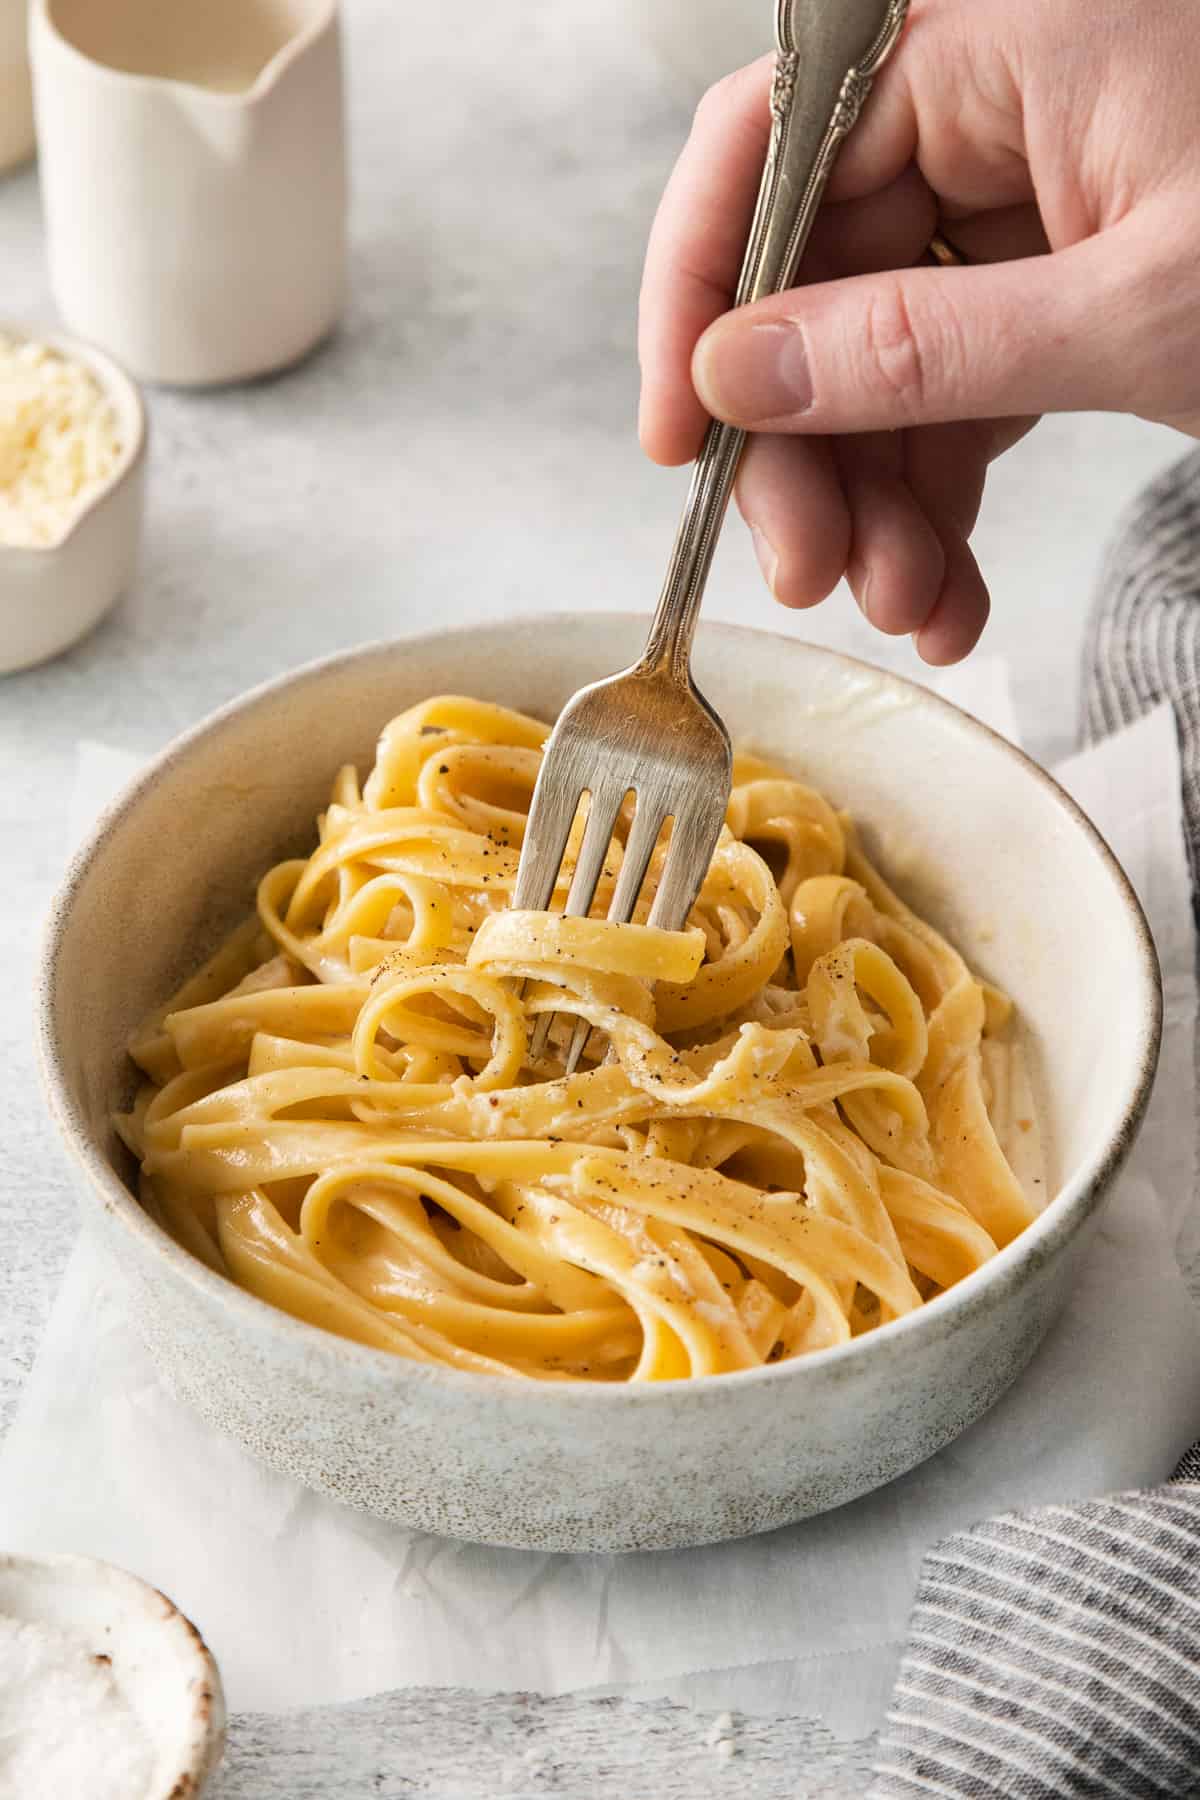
[869, 444, 1200, 1800]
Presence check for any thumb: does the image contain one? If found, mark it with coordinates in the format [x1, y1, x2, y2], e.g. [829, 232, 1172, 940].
[692, 240, 1136, 434]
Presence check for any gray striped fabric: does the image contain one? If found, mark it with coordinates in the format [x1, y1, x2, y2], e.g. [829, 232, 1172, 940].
[867, 1470, 1200, 1798]
[869, 445, 1200, 1800]
[1083, 444, 1200, 887]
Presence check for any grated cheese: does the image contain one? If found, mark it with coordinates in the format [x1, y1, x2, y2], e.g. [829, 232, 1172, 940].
[0, 1613, 154, 1799]
[0, 333, 124, 548]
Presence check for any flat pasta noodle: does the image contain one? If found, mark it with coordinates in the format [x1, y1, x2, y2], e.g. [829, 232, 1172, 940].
[118, 693, 1042, 1382]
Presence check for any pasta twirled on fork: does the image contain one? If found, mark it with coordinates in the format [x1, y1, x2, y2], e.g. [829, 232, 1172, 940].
[117, 695, 1039, 1382]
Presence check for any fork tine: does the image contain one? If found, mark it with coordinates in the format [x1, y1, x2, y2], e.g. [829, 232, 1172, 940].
[511, 775, 583, 914]
[563, 785, 626, 918]
[514, 773, 582, 1064]
[559, 1021, 592, 1076]
[609, 795, 668, 926]
[646, 797, 727, 934]
[561, 793, 667, 1074]
[526, 1012, 557, 1065]
[527, 784, 625, 1064]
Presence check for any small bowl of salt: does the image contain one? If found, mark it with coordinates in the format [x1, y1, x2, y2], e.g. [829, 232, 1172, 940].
[0, 1552, 225, 1798]
[0, 324, 146, 675]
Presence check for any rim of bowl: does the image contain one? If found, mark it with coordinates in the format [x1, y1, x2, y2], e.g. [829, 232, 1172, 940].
[0, 321, 146, 557]
[0, 1551, 225, 1792]
[33, 0, 337, 108]
[35, 616, 1165, 1404]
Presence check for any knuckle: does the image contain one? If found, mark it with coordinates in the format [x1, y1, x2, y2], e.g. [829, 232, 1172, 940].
[858, 279, 961, 424]
[860, 282, 931, 422]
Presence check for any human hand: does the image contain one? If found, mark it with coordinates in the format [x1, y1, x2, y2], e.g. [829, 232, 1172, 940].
[638, 0, 1200, 662]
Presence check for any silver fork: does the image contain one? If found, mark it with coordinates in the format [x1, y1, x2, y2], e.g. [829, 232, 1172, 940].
[515, 0, 910, 1072]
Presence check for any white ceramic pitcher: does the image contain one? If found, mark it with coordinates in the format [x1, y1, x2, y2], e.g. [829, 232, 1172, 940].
[0, 0, 35, 171]
[30, 0, 347, 386]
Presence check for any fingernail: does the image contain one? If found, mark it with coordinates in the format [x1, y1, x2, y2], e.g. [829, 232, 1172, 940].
[695, 320, 813, 425]
[750, 525, 779, 598]
[857, 568, 874, 624]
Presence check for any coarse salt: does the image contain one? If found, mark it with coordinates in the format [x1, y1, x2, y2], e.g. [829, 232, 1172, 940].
[0, 1612, 154, 1800]
[0, 333, 123, 549]
[705, 1709, 736, 1748]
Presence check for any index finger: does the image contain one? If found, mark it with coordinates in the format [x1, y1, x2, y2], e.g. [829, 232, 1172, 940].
[637, 51, 918, 468]
[638, 59, 774, 467]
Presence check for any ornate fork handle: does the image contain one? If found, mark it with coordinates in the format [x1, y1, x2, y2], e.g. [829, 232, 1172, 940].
[641, 0, 910, 682]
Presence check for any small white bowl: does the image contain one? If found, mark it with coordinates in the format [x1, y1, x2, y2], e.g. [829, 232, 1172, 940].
[36, 617, 1161, 1552]
[0, 1552, 225, 1796]
[0, 326, 146, 675]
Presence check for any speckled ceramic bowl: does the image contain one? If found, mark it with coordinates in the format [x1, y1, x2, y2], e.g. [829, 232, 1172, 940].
[0, 1552, 225, 1795]
[36, 617, 1162, 1552]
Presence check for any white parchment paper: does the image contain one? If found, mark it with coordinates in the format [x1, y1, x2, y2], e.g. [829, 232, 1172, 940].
[4, 668, 1198, 1739]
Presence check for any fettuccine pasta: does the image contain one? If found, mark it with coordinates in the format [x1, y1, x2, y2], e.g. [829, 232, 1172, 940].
[117, 694, 1040, 1382]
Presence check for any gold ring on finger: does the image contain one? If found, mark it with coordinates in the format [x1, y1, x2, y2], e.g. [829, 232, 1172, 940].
[923, 230, 970, 268]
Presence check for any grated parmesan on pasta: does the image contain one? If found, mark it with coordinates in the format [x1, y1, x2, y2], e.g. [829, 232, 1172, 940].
[0, 333, 124, 548]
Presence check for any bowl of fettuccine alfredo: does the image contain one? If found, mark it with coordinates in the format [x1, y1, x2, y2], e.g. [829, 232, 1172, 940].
[37, 616, 1161, 1551]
